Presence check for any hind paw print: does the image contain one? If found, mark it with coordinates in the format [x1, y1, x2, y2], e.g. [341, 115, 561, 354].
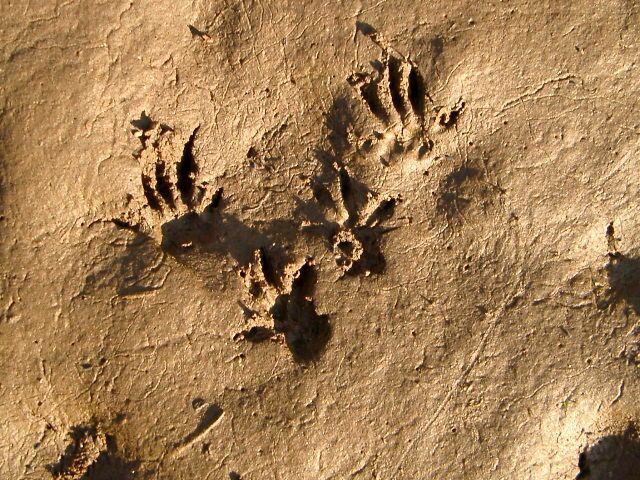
[235, 248, 330, 362]
[348, 33, 431, 164]
[348, 24, 465, 165]
[116, 112, 218, 241]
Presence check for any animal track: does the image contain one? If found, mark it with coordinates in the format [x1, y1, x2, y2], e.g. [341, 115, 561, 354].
[115, 114, 332, 362]
[576, 423, 640, 479]
[236, 248, 330, 361]
[48, 424, 106, 480]
[348, 23, 464, 165]
[435, 159, 504, 222]
[48, 422, 140, 480]
[299, 164, 398, 275]
[116, 112, 219, 241]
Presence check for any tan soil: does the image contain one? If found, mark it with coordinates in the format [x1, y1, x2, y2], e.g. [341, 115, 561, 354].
[1, 1, 639, 479]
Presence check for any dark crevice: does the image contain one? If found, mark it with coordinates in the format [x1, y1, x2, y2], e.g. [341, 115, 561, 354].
[276, 263, 330, 362]
[347, 73, 389, 125]
[352, 227, 388, 275]
[176, 127, 199, 207]
[407, 66, 426, 118]
[240, 326, 274, 342]
[206, 187, 223, 211]
[256, 247, 279, 288]
[154, 162, 175, 210]
[417, 139, 434, 158]
[439, 101, 465, 128]
[338, 167, 352, 203]
[388, 56, 407, 119]
[364, 197, 396, 227]
[111, 219, 139, 231]
[141, 174, 161, 211]
[337, 167, 359, 227]
[188, 24, 210, 39]
[310, 180, 334, 209]
[335, 240, 356, 263]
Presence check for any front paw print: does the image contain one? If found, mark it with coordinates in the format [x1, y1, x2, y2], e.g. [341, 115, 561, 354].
[117, 112, 216, 242]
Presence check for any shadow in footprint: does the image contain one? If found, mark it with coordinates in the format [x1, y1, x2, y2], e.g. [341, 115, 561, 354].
[271, 261, 331, 362]
[84, 440, 141, 480]
[605, 253, 640, 315]
[160, 190, 303, 269]
[322, 95, 358, 167]
[576, 423, 640, 479]
[437, 165, 478, 213]
[47, 424, 141, 480]
[160, 199, 331, 362]
[239, 249, 331, 362]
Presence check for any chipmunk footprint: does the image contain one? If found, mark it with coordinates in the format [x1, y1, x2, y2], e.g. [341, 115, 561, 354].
[117, 111, 219, 242]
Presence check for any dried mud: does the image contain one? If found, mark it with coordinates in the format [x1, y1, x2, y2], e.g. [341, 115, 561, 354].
[1, 1, 639, 479]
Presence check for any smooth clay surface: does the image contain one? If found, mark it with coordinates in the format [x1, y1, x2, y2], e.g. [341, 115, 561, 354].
[1, 1, 639, 479]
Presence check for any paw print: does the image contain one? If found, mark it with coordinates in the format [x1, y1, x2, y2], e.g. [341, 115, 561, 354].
[348, 23, 465, 165]
[236, 248, 330, 362]
[348, 28, 431, 164]
[298, 164, 398, 276]
[116, 112, 218, 241]
[48, 424, 106, 479]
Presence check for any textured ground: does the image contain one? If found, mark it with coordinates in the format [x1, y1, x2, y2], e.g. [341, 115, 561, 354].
[1, 1, 639, 479]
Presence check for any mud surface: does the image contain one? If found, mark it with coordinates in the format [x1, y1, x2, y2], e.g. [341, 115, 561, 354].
[1, 1, 639, 478]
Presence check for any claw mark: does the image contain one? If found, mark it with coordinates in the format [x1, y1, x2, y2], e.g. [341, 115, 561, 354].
[169, 404, 224, 459]
[176, 126, 200, 208]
